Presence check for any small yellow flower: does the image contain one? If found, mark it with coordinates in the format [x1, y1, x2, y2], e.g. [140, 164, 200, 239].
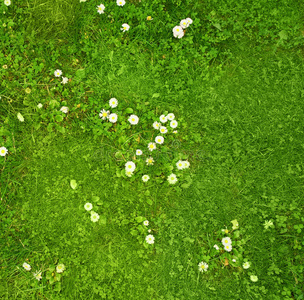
[147, 16, 153, 21]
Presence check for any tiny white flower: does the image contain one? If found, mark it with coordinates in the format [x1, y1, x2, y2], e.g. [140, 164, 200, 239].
[60, 106, 69, 114]
[99, 109, 110, 120]
[180, 19, 189, 29]
[143, 220, 149, 226]
[33, 270, 42, 281]
[176, 160, 184, 170]
[145, 234, 155, 244]
[153, 121, 160, 130]
[56, 264, 65, 273]
[173, 130, 178, 134]
[159, 126, 167, 134]
[125, 161, 136, 172]
[80, 0, 87, 2]
[97, 3, 105, 14]
[0, 147, 8, 157]
[84, 203, 93, 211]
[4, 0, 11, 6]
[173, 26, 184, 38]
[167, 173, 178, 184]
[231, 219, 239, 230]
[109, 113, 118, 123]
[22, 262, 31, 271]
[183, 161, 190, 169]
[146, 157, 154, 165]
[17, 112, 24, 122]
[136, 149, 142, 156]
[159, 114, 167, 123]
[109, 98, 118, 108]
[125, 170, 133, 177]
[264, 220, 274, 229]
[186, 17, 193, 25]
[250, 275, 258, 282]
[224, 244, 232, 252]
[148, 142, 156, 151]
[61, 77, 68, 84]
[213, 244, 219, 250]
[148, 229, 151, 233]
[121, 23, 130, 32]
[54, 69, 62, 77]
[37, 103, 43, 109]
[155, 136, 164, 144]
[142, 175, 150, 182]
[170, 120, 178, 128]
[116, 0, 125, 6]
[221, 237, 232, 246]
[243, 262, 250, 269]
[91, 212, 100, 222]
[232, 259, 236, 263]
[128, 114, 139, 125]
[198, 261, 208, 272]
[167, 113, 175, 120]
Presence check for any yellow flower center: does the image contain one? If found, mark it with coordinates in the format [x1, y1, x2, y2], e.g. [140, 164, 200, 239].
[102, 113, 107, 117]
[132, 118, 135, 122]
[1, 150, 5, 153]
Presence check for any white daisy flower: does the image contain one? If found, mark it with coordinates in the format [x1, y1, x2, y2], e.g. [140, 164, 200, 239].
[186, 17, 193, 25]
[172, 26, 184, 38]
[170, 120, 178, 128]
[22, 262, 31, 271]
[126, 170, 133, 177]
[167, 173, 178, 184]
[159, 114, 167, 123]
[121, 23, 130, 32]
[221, 237, 232, 246]
[148, 142, 156, 151]
[4, 0, 11, 6]
[109, 98, 118, 108]
[33, 270, 42, 281]
[17, 113, 24, 122]
[136, 149, 143, 156]
[173, 130, 178, 134]
[56, 264, 65, 273]
[60, 106, 69, 114]
[243, 262, 250, 269]
[97, 4, 105, 14]
[143, 220, 149, 226]
[145, 234, 155, 244]
[159, 126, 167, 134]
[213, 244, 219, 250]
[61, 77, 69, 84]
[148, 229, 151, 233]
[232, 259, 236, 262]
[153, 121, 160, 130]
[84, 203, 93, 211]
[224, 244, 232, 252]
[116, 0, 125, 6]
[54, 69, 62, 77]
[99, 109, 110, 120]
[0, 147, 8, 157]
[180, 19, 189, 29]
[125, 161, 136, 172]
[142, 175, 150, 182]
[109, 113, 118, 123]
[128, 115, 139, 125]
[91, 212, 100, 222]
[167, 113, 175, 120]
[198, 261, 208, 272]
[250, 275, 258, 282]
[155, 136, 164, 144]
[146, 157, 154, 165]
[183, 160, 190, 169]
[176, 160, 184, 170]
[37, 103, 43, 109]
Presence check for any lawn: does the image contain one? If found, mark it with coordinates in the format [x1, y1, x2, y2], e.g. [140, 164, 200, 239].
[1, 0, 304, 299]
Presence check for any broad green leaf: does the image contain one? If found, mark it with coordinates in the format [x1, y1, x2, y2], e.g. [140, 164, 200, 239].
[135, 216, 145, 223]
[279, 30, 288, 40]
[55, 115, 63, 122]
[75, 69, 85, 79]
[99, 215, 106, 225]
[124, 107, 133, 114]
[70, 180, 77, 190]
[92, 196, 100, 202]
[152, 93, 160, 98]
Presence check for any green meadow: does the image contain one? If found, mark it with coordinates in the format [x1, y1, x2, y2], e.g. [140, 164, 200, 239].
[1, 0, 303, 299]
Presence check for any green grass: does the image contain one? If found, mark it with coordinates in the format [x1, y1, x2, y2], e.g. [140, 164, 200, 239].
[1, 0, 304, 299]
